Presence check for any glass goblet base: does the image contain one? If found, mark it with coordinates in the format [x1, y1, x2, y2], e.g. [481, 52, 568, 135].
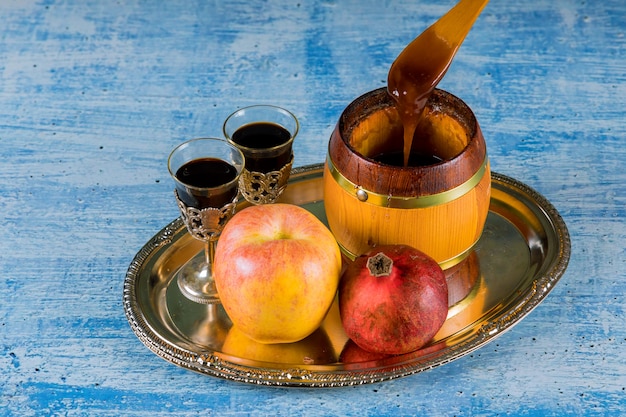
[176, 251, 220, 304]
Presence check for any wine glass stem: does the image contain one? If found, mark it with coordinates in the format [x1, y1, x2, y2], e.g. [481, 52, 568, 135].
[205, 238, 216, 272]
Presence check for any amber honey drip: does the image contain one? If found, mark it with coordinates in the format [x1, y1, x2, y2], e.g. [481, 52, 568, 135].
[387, 0, 490, 167]
[388, 30, 453, 167]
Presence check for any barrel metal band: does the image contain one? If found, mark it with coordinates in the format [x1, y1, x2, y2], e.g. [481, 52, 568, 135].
[338, 238, 478, 270]
[326, 154, 488, 209]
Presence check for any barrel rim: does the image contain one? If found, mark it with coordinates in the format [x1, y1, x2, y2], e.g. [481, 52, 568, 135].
[329, 88, 486, 196]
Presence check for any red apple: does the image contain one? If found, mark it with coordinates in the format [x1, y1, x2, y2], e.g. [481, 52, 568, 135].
[213, 203, 342, 344]
[338, 244, 448, 355]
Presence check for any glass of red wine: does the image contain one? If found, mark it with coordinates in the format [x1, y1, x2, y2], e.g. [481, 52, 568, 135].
[168, 138, 245, 304]
[223, 105, 299, 204]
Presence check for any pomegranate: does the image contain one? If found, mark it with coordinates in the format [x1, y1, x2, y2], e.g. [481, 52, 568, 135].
[338, 244, 448, 355]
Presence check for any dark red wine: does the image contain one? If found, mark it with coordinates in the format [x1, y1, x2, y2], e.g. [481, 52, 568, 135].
[175, 158, 238, 208]
[372, 150, 443, 167]
[231, 122, 292, 172]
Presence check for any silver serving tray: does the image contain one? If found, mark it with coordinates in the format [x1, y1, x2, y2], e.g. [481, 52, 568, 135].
[123, 164, 570, 387]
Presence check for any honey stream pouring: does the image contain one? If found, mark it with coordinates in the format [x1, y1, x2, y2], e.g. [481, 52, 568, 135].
[387, 0, 490, 167]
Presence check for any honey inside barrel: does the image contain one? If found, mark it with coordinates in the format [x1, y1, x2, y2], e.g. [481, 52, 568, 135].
[348, 103, 471, 167]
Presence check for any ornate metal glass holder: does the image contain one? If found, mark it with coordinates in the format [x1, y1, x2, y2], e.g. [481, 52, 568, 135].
[174, 190, 238, 304]
[238, 155, 293, 205]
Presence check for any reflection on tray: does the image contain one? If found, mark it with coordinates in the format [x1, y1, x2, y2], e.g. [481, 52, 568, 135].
[163, 227, 486, 365]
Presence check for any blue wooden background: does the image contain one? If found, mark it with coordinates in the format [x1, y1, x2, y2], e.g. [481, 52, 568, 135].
[1, 0, 625, 415]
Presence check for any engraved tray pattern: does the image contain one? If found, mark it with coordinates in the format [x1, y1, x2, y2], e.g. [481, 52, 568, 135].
[123, 164, 571, 387]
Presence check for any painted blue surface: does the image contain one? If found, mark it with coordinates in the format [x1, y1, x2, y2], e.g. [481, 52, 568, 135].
[1, 0, 625, 415]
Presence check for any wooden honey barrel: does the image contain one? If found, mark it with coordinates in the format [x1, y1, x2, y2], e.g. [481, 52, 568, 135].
[324, 88, 491, 269]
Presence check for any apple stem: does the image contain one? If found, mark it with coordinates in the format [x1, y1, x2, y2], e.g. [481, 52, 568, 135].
[367, 252, 393, 277]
